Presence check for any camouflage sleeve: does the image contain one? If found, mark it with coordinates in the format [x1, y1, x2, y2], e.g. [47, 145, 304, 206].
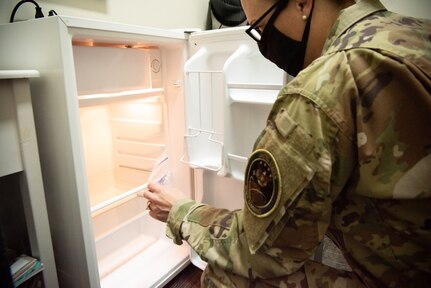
[166, 199, 255, 277]
[166, 197, 317, 279]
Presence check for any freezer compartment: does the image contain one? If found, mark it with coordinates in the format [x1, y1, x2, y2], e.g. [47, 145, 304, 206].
[73, 44, 162, 95]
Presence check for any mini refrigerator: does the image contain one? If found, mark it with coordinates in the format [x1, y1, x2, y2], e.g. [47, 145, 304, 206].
[0, 16, 284, 288]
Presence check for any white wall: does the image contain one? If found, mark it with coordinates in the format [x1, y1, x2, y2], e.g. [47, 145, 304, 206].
[0, 0, 429, 31]
[0, 0, 210, 29]
[380, 0, 430, 19]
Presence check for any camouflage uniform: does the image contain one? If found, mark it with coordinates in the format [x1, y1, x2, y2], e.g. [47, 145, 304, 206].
[167, 0, 431, 286]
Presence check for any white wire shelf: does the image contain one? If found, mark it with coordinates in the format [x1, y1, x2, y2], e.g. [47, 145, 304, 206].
[78, 88, 164, 106]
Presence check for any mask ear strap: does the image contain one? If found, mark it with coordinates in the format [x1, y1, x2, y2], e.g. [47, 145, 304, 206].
[301, 0, 314, 46]
[296, 0, 314, 70]
[266, 0, 289, 28]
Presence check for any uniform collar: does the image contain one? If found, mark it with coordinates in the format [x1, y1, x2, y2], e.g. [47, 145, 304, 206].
[322, 0, 387, 53]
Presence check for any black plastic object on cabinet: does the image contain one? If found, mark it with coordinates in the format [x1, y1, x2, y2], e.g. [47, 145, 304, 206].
[210, 0, 247, 27]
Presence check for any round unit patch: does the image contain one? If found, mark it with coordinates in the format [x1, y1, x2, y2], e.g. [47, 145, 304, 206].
[244, 149, 281, 218]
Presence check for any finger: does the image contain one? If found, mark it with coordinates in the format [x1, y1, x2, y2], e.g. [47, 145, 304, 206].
[147, 182, 163, 193]
[141, 189, 153, 199]
[138, 183, 162, 198]
[138, 185, 155, 198]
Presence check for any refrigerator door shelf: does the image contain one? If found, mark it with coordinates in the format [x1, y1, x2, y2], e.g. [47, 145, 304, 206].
[182, 127, 224, 172]
[183, 71, 225, 171]
[226, 153, 248, 180]
[227, 83, 282, 104]
[184, 36, 284, 180]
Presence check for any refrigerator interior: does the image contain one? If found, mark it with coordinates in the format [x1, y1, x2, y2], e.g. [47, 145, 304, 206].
[71, 35, 192, 287]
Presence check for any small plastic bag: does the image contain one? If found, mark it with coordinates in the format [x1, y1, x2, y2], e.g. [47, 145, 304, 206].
[147, 150, 170, 186]
[137, 151, 170, 197]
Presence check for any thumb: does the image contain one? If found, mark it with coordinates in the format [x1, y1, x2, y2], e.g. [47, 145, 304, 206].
[141, 182, 165, 201]
[137, 182, 162, 198]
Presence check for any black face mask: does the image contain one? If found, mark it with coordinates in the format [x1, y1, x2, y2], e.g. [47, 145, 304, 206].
[258, 1, 314, 76]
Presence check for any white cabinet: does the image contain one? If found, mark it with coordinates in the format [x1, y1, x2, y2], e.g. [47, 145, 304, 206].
[0, 70, 58, 287]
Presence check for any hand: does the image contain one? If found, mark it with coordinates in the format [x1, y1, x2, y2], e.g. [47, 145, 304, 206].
[142, 182, 187, 222]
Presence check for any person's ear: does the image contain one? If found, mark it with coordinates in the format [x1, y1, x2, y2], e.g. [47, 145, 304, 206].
[295, 0, 313, 17]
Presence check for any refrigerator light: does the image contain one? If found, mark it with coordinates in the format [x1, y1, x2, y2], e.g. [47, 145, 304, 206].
[73, 39, 155, 50]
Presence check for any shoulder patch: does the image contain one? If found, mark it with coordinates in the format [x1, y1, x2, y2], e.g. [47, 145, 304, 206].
[244, 149, 282, 218]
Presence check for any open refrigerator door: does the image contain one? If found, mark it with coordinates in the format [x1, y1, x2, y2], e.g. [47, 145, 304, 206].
[182, 27, 285, 271]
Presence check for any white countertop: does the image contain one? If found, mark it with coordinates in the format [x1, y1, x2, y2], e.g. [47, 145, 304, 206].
[0, 70, 39, 79]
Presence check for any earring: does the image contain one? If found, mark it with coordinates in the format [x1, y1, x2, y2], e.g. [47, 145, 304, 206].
[302, 15, 308, 21]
